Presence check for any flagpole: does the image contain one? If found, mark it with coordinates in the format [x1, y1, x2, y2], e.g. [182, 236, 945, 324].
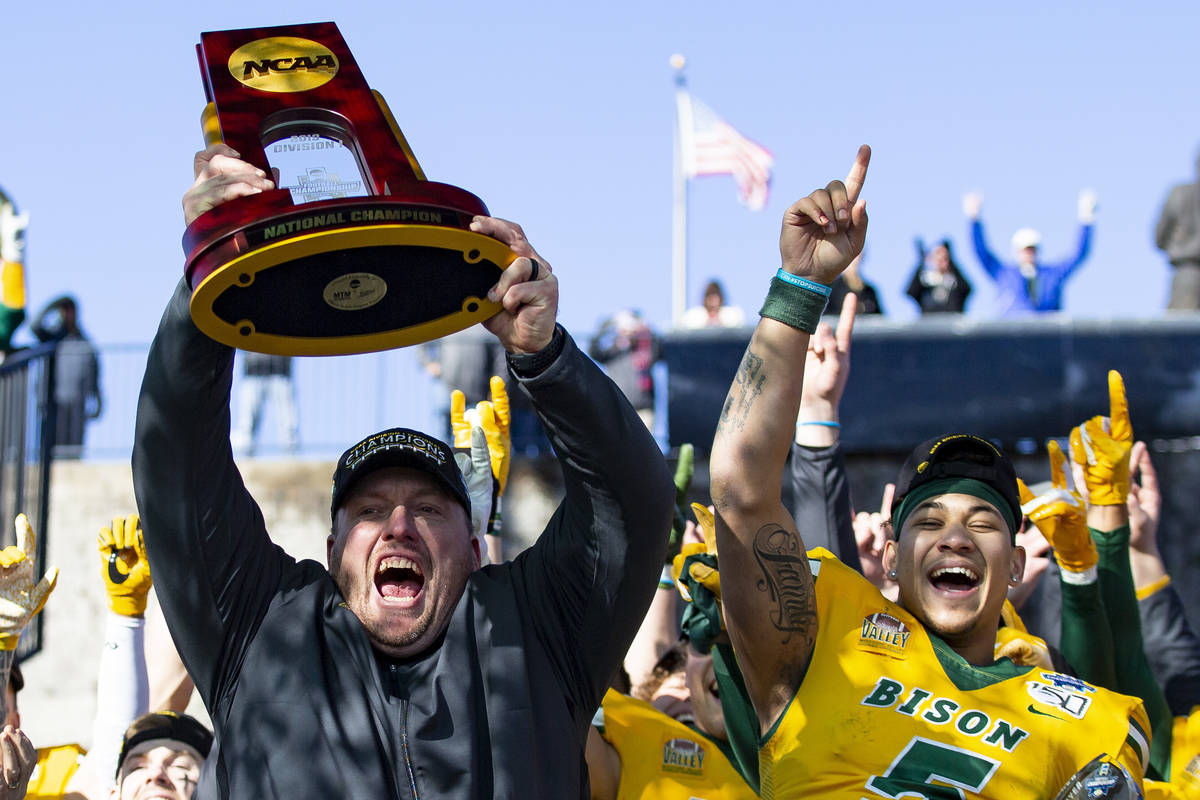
[670, 54, 690, 327]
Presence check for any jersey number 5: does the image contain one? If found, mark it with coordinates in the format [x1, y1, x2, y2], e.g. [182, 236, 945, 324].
[866, 737, 1000, 799]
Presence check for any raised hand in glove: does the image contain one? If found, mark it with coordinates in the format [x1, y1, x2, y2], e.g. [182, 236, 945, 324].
[1019, 440, 1096, 575]
[671, 503, 723, 653]
[453, 425, 494, 566]
[484, 376, 511, 494]
[451, 377, 511, 495]
[1069, 370, 1133, 507]
[0, 515, 57, 650]
[98, 514, 152, 617]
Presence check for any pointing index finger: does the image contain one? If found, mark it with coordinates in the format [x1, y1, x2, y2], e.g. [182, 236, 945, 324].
[14, 514, 32, 558]
[835, 292, 858, 351]
[1108, 370, 1132, 443]
[880, 482, 895, 518]
[845, 145, 872, 206]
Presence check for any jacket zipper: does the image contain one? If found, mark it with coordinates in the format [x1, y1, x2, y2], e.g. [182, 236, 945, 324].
[394, 666, 419, 800]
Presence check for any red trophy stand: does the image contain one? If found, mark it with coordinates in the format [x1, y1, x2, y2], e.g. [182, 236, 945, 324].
[184, 22, 515, 355]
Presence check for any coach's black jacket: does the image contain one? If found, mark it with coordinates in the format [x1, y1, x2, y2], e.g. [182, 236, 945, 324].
[132, 280, 673, 799]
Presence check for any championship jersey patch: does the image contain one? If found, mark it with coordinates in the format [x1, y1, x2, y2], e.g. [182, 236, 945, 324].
[858, 611, 912, 658]
[661, 736, 706, 776]
[1025, 671, 1096, 719]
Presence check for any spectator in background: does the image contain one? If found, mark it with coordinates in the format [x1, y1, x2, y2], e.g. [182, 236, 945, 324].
[905, 237, 971, 314]
[110, 712, 211, 800]
[680, 279, 746, 328]
[827, 253, 883, 315]
[231, 352, 298, 456]
[589, 309, 661, 432]
[421, 328, 550, 456]
[1154, 152, 1200, 310]
[32, 295, 101, 457]
[420, 327, 501, 441]
[0, 188, 28, 358]
[963, 189, 1096, 315]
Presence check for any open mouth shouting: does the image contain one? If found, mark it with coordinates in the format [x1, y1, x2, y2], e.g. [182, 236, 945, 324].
[375, 556, 425, 606]
[927, 563, 982, 597]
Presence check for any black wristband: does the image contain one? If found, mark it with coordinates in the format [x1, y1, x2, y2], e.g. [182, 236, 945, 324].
[759, 276, 828, 333]
[507, 325, 566, 377]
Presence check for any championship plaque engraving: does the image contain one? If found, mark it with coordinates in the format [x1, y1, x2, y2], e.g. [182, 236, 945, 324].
[184, 22, 515, 355]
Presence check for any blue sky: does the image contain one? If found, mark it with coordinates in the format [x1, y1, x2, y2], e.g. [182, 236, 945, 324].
[3, 1, 1197, 346]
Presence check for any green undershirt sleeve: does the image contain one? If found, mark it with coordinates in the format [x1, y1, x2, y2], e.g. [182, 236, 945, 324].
[1059, 578, 1118, 690]
[1092, 523, 1173, 780]
[712, 642, 761, 793]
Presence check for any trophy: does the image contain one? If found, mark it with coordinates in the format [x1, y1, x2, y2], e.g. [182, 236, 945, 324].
[184, 22, 515, 355]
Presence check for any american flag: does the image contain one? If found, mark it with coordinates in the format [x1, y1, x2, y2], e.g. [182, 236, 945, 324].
[679, 94, 774, 211]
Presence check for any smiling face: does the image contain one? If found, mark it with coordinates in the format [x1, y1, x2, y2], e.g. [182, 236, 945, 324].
[113, 742, 201, 800]
[883, 493, 1024, 665]
[328, 466, 479, 659]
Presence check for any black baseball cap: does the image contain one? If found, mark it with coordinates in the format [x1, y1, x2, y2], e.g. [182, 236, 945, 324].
[331, 427, 470, 521]
[892, 434, 1021, 537]
[116, 712, 212, 779]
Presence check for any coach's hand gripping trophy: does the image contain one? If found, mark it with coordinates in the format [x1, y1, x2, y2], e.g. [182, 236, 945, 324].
[184, 22, 516, 355]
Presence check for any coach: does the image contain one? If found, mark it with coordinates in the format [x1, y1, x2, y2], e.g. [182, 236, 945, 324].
[132, 144, 674, 799]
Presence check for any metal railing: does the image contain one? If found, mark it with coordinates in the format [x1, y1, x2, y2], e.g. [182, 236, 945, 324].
[80, 344, 446, 461]
[0, 342, 55, 659]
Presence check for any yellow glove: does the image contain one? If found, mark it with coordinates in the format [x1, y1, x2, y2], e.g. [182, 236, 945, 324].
[450, 377, 511, 495]
[1069, 370, 1133, 506]
[994, 627, 1054, 669]
[483, 376, 511, 494]
[995, 599, 1054, 668]
[1018, 440, 1097, 574]
[450, 389, 471, 449]
[0, 514, 57, 650]
[98, 514, 152, 617]
[671, 503, 721, 602]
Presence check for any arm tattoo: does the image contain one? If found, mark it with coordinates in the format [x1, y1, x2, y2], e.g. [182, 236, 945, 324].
[718, 348, 766, 433]
[753, 523, 815, 640]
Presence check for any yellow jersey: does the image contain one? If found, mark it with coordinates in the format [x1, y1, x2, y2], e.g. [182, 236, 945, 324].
[597, 689, 757, 800]
[1145, 709, 1200, 800]
[758, 550, 1150, 799]
[26, 743, 85, 800]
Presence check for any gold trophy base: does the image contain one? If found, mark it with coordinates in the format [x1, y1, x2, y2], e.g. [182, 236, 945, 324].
[189, 224, 515, 356]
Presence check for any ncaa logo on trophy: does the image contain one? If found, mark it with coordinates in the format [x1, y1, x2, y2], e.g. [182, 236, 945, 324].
[183, 22, 516, 355]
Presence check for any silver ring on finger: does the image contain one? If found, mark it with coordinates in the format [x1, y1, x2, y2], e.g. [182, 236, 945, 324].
[528, 259, 539, 282]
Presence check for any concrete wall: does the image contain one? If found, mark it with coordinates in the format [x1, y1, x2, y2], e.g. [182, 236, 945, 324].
[19, 455, 562, 751]
[19, 459, 331, 748]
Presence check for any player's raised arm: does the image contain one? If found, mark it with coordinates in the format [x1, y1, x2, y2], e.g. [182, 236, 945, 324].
[710, 146, 869, 733]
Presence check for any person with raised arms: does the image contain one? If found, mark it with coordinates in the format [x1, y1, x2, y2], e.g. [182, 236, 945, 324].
[131, 143, 674, 799]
